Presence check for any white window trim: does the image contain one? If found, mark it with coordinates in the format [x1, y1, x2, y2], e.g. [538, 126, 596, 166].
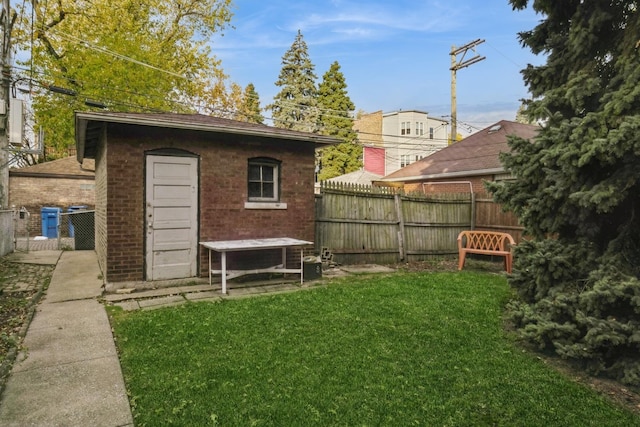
[248, 159, 280, 202]
[244, 201, 288, 210]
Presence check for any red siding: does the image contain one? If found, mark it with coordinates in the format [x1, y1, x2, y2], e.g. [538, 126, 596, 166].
[364, 146, 385, 176]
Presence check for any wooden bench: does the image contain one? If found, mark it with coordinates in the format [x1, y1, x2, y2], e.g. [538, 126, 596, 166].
[457, 230, 515, 273]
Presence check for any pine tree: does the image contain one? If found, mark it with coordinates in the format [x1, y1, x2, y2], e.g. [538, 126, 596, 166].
[317, 61, 361, 180]
[237, 83, 264, 124]
[267, 30, 319, 132]
[486, 0, 640, 385]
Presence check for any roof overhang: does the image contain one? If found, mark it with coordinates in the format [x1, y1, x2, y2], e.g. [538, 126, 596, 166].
[379, 167, 505, 183]
[75, 112, 340, 162]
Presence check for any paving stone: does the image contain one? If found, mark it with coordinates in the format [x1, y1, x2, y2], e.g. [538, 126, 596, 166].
[137, 295, 185, 309]
[114, 301, 140, 311]
[184, 291, 223, 302]
[177, 284, 215, 293]
[140, 301, 186, 311]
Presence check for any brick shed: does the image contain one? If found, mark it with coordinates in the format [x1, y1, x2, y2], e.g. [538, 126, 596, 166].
[74, 112, 337, 284]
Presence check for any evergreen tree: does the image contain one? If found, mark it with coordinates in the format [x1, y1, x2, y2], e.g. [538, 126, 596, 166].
[267, 30, 319, 132]
[237, 83, 264, 124]
[486, 0, 640, 385]
[316, 61, 361, 181]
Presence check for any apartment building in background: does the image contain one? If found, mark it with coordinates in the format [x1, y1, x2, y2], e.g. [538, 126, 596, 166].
[353, 110, 449, 176]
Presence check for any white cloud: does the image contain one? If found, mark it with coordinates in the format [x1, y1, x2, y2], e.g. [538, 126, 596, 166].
[217, 0, 465, 51]
[291, 3, 462, 39]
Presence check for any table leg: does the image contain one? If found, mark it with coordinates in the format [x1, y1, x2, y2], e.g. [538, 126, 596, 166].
[208, 249, 212, 286]
[221, 251, 227, 294]
[281, 247, 286, 269]
[299, 247, 304, 284]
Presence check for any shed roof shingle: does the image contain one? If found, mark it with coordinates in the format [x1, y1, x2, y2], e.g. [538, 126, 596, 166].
[9, 156, 94, 177]
[75, 112, 340, 162]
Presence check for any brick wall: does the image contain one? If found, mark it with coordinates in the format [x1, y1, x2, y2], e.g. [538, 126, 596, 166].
[102, 124, 316, 283]
[404, 176, 492, 196]
[353, 111, 383, 146]
[8, 175, 95, 235]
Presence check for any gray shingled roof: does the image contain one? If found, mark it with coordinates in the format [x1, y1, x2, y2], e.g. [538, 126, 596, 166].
[326, 169, 383, 185]
[9, 156, 95, 178]
[380, 120, 540, 182]
[75, 112, 340, 162]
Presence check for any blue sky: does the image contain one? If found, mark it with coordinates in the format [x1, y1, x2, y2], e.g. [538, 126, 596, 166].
[213, 0, 546, 134]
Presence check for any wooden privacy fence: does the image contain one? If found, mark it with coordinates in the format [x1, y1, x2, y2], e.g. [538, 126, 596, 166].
[315, 182, 524, 265]
[474, 197, 524, 242]
[315, 182, 473, 264]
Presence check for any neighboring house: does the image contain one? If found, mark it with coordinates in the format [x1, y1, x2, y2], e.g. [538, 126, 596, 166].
[354, 110, 449, 177]
[377, 120, 540, 196]
[325, 168, 382, 186]
[9, 156, 96, 235]
[74, 112, 337, 284]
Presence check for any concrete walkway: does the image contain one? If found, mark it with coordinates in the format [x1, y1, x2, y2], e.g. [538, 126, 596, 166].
[0, 251, 133, 427]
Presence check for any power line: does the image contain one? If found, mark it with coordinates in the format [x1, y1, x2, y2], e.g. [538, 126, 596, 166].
[13, 69, 469, 149]
[48, 28, 191, 81]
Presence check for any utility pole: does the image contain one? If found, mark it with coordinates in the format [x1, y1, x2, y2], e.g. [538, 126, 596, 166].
[450, 39, 485, 144]
[0, 0, 13, 208]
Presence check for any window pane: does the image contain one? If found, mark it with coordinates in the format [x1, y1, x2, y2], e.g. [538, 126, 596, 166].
[262, 183, 274, 198]
[262, 166, 274, 182]
[248, 182, 262, 197]
[248, 165, 261, 181]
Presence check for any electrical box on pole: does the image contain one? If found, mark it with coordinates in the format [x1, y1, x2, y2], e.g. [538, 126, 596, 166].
[9, 98, 23, 145]
[450, 39, 485, 144]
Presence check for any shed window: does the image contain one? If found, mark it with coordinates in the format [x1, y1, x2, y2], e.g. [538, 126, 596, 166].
[248, 158, 280, 202]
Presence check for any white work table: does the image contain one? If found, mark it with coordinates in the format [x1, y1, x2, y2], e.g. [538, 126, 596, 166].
[199, 237, 313, 294]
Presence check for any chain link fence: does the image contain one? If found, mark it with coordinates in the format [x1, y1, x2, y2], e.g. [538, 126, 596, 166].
[60, 210, 95, 250]
[13, 208, 95, 252]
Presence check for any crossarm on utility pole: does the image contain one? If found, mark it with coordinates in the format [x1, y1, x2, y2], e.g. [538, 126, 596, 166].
[449, 39, 485, 145]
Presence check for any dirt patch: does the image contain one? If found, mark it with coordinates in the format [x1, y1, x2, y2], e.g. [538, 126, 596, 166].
[393, 257, 506, 273]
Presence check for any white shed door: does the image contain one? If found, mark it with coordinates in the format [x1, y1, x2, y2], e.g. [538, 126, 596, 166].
[145, 155, 198, 280]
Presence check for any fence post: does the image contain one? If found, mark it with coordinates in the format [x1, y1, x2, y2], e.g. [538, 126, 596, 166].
[394, 193, 406, 261]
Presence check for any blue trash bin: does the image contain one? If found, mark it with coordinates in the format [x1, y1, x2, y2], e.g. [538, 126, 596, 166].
[67, 205, 87, 237]
[41, 207, 62, 238]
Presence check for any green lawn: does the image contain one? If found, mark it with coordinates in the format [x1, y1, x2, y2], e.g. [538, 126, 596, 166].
[109, 271, 640, 426]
